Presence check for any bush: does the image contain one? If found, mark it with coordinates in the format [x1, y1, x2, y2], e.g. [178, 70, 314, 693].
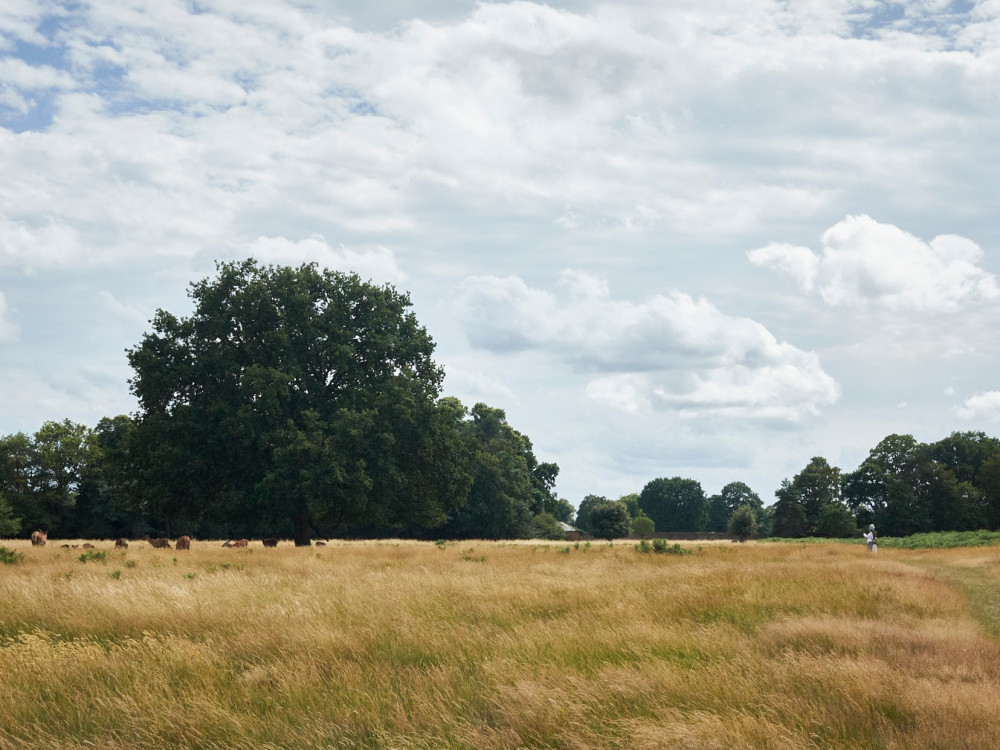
[0, 546, 23, 565]
[532, 511, 566, 540]
[634, 539, 652, 554]
[652, 539, 691, 556]
[631, 514, 655, 540]
[78, 550, 108, 563]
[728, 504, 759, 542]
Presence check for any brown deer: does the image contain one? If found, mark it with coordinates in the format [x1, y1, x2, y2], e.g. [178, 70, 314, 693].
[175, 535, 191, 550]
[221, 539, 248, 548]
[145, 536, 171, 549]
[262, 538, 278, 547]
[114, 538, 128, 549]
[30, 530, 47, 546]
[82, 543, 95, 549]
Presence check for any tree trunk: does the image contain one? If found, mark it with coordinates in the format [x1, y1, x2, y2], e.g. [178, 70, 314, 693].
[293, 512, 311, 547]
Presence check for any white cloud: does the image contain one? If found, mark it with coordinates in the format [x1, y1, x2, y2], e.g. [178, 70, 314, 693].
[0, 291, 17, 341]
[242, 236, 406, 286]
[957, 391, 1000, 421]
[0, 215, 86, 271]
[456, 270, 839, 420]
[749, 215, 1000, 312]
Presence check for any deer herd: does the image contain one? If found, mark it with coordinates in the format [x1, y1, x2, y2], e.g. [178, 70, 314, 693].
[25, 531, 287, 550]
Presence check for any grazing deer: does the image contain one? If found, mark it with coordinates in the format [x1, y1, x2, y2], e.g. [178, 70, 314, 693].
[175, 535, 191, 550]
[115, 538, 128, 549]
[262, 538, 278, 547]
[82, 543, 95, 549]
[145, 536, 171, 549]
[30, 530, 47, 546]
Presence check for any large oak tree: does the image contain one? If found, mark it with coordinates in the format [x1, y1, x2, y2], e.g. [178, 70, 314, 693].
[127, 260, 471, 545]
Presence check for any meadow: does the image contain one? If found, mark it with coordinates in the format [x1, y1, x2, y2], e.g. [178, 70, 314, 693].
[0, 538, 998, 749]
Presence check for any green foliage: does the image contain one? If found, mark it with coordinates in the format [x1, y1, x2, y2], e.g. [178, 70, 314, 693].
[638, 477, 708, 532]
[772, 457, 851, 538]
[651, 538, 691, 555]
[0, 546, 23, 565]
[532, 511, 565, 540]
[634, 539, 652, 554]
[439, 403, 538, 539]
[0, 491, 20, 537]
[727, 504, 758, 542]
[588, 501, 631, 540]
[813, 502, 857, 538]
[618, 493, 641, 519]
[708, 482, 763, 532]
[78, 550, 107, 563]
[878, 530, 1000, 549]
[110, 569, 122, 580]
[631, 514, 655, 540]
[126, 260, 472, 545]
[573, 494, 608, 533]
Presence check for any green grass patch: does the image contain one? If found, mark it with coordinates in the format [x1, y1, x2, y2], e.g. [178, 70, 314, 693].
[0, 546, 23, 565]
[878, 530, 1000, 549]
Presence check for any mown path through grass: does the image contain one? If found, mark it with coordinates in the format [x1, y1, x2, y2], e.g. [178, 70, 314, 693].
[903, 547, 1000, 638]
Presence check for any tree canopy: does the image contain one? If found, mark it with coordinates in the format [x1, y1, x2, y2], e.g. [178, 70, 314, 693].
[638, 477, 708, 532]
[127, 260, 471, 545]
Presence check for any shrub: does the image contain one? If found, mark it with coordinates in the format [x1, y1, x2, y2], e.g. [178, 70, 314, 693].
[532, 511, 566, 540]
[652, 539, 691, 556]
[631, 514, 655, 540]
[634, 539, 652, 554]
[0, 546, 23, 565]
[78, 550, 108, 563]
[728, 504, 759, 542]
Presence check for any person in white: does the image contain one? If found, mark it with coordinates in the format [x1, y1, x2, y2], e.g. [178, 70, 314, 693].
[864, 524, 877, 553]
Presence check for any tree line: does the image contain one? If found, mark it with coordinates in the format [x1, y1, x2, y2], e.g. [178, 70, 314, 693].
[0, 261, 572, 545]
[569, 431, 1000, 540]
[3, 261, 999, 544]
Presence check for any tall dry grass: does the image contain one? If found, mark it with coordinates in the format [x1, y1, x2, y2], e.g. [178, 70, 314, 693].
[0, 539, 998, 749]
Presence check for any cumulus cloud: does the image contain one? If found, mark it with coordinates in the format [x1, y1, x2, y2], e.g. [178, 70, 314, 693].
[0, 215, 86, 271]
[957, 391, 1000, 421]
[243, 236, 406, 286]
[456, 270, 839, 420]
[749, 215, 1000, 312]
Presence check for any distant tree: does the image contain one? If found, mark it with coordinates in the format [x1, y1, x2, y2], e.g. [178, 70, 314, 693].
[631, 513, 655, 540]
[574, 495, 609, 533]
[727, 504, 758, 542]
[844, 435, 927, 536]
[532, 511, 565, 540]
[588, 501, 631, 540]
[813, 502, 857, 538]
[0, 491, 20, 537]
[548, 497, 576, 524]
[771, 479, 808, 537]
[0, 432, 34, 533]
[438, 403, 533, 540]
[638, 477, 707, 532]
[924, 431, 1000, 484]
[618, 493, 641, 519]
[976, 453, 1000, 530]
[707, 481, 763, 532]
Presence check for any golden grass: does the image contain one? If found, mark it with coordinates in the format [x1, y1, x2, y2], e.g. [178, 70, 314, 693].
[0, 539, 998, 749]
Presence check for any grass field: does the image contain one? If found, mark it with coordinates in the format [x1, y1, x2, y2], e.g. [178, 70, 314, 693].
[1, 538, 998, 749]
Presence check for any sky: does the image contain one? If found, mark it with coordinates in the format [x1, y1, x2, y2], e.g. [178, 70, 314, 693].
[2, 0, 1000, 509]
